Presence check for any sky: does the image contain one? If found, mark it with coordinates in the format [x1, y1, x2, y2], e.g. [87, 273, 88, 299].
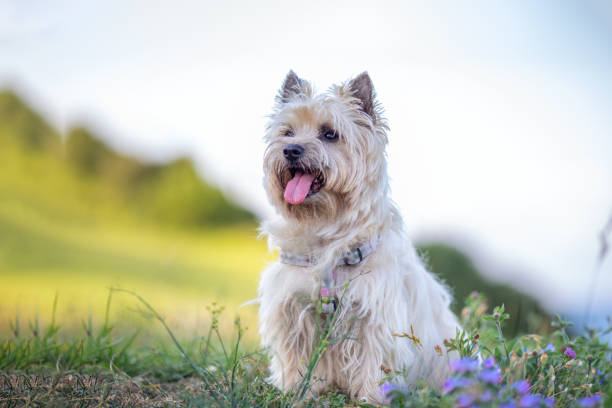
[1, 0, 611, 317]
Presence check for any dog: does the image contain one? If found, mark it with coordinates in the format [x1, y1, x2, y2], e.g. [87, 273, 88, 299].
[257, 71, 460, 403]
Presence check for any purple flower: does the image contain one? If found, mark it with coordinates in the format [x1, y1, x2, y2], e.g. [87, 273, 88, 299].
[482, 356, 496, 369]
[578, 394, 602, 407]
[442, 377, 471, 393]
[479, 390, 494, 402]
[500, 401, 516, 408]
[450, 357, 479, 373]
[379, 382, 398, 403]
[479, 368, 502, 384]
[597, 370, 609, 384]
[540, 344, 555, 354]
[518, 394, 540, 407]
[456, 393, 475, 408]
[564, 347, 576, 359]
[513, 380, 530, 394]
[542, 397, 554, 407]
[380, 382, 397, 398]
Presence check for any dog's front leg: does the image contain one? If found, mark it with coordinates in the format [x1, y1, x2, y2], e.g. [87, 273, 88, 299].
[261, 293, 318, 393]
[342, 326, 388, 404]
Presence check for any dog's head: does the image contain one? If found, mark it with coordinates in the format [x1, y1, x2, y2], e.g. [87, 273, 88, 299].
[263, 71, 389, 222]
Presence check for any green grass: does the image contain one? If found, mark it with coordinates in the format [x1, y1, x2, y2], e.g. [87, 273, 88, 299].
[0, 143, 269, 339]
[0, 197, 270, 341]
[0, 291, 353, 407]
[1, 291, 609, 407]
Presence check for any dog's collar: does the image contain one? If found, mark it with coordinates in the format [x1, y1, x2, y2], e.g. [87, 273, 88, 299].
[279, 236, 380, 314]
[279, 236, 379, 268]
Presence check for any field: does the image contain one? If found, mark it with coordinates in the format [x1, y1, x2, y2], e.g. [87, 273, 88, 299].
[1, 91, 610, 406]
[0, 186, 270, 343]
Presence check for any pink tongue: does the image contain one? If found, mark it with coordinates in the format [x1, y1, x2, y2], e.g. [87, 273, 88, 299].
[284, 172, 315, 205]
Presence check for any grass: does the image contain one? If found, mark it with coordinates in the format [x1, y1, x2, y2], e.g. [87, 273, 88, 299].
[0, 290, 353, 407]
[0, 123, 268, 340]
[0, 289, 610, 407]
[0, 183, 271, 341]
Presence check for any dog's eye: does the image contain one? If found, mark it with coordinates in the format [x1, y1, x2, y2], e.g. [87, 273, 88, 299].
[321, 128, 339, 142]
[283, 129, 294, 137]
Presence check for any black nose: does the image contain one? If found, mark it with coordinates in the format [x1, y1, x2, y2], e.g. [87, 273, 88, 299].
[283, 144, 304, 161]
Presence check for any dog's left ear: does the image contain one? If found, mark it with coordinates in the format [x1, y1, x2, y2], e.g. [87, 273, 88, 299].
[347, 72, 377, 120]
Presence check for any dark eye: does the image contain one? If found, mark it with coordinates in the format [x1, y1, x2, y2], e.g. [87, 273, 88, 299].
[321, 128, 338, 142]
[283, 129, 294, 137]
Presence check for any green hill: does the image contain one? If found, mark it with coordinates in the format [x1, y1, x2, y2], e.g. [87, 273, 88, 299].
[0, 90, 254, 228]
[419, 243, 551, 336]
[0, 90, 62, 152]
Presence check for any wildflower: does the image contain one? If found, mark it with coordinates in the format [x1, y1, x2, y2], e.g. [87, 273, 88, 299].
[518, 394, 540, 407]
[499, 401, 517, 408]
[456, 393, 475, 407]
[564, 347, 576, 359]
[482, 356, 496, 369]
[442, 377, 470, 393]
[379, 382, 398, 403]
[479, 390, 494, 402]
[479, 368, 502, 384]
[578, 394, 602, 407]
[450, 357, 479, 373]
[542, 397, 554, 407]
[540, 344, 555, 354]
[379, 382, 396, 397]
[597, 369, 609, 384]
[512, 380, 530, 394]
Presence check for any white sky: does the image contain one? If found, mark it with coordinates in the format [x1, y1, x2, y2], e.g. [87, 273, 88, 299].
[1, 0, 611, 317]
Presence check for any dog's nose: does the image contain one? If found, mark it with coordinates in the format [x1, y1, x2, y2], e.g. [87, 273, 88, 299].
[283, 144, 304, 161]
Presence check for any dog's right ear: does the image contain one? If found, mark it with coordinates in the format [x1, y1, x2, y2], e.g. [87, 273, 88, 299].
[276, 70, 311, 104]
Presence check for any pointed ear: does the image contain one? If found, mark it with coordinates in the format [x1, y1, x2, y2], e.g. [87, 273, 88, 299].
[347, 71, 377, 119]
[277, 70, 309, 104]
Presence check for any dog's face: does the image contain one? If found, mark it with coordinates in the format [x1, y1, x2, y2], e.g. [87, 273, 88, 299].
[263, 71, 389, 222]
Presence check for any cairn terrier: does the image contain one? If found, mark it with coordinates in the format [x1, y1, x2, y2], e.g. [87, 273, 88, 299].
[258, 71, 459, 402]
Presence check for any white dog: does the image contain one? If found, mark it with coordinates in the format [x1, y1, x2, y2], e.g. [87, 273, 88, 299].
[257, 71, 459, 403]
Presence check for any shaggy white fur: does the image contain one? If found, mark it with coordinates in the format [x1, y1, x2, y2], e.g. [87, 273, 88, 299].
[257, 71, 460, 403]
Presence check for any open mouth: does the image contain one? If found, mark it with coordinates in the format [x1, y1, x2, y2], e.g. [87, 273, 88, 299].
[282, 166, 325, 205]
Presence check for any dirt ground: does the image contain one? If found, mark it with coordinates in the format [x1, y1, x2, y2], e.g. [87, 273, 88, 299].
[0, 372, 204, 408]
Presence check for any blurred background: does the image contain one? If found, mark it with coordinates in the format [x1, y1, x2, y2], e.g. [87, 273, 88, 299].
[1, 0, 611, 341]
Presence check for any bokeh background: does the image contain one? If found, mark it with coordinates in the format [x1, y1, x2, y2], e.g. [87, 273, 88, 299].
[1, 0, 611, 341]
